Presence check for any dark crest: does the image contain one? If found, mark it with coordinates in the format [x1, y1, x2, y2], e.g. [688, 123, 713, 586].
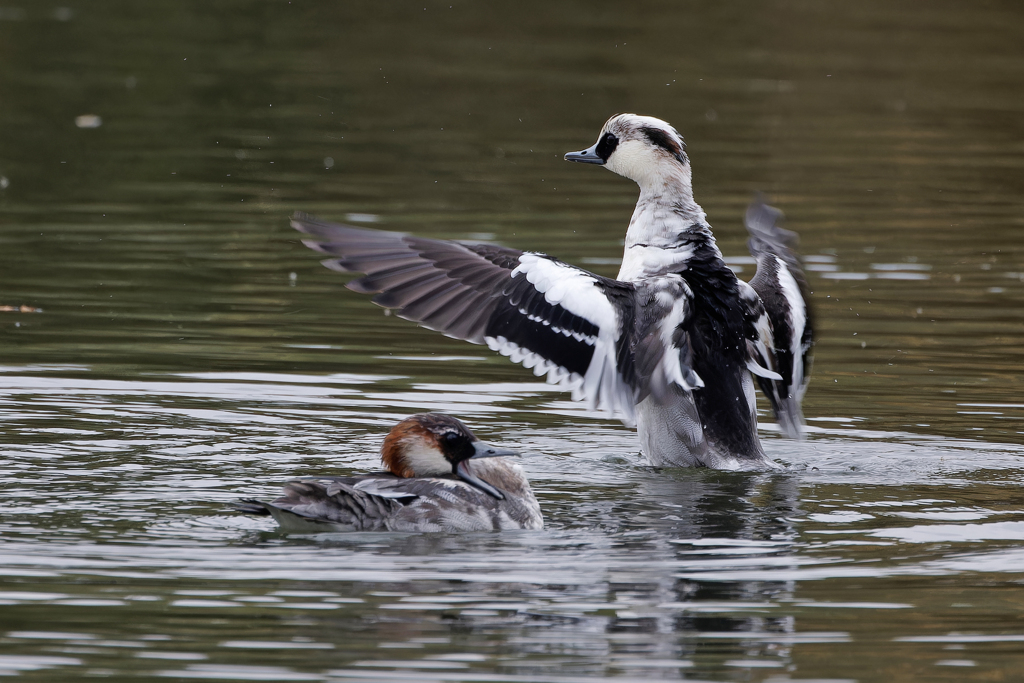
[640, 126, 688, 165]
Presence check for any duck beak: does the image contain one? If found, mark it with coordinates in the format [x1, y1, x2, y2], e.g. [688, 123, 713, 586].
[469, 441, 518, 459]
[454, 441, 515, 500]
[564, 143, 605, 165]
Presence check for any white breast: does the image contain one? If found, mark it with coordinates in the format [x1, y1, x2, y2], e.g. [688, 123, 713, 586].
[617, 243, 695, 281]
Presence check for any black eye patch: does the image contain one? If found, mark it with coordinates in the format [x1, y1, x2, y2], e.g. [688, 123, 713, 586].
[438, 430, 475, 463]
[595, 132, 619, 161]
[639, 126, 688, 164]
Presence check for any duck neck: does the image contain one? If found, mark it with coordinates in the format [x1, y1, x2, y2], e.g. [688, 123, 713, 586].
[617, 165, 716, 281]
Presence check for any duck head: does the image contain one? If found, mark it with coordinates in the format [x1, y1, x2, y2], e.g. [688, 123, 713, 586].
[380, 413, 516, 499]
[564, 113, 690, 192]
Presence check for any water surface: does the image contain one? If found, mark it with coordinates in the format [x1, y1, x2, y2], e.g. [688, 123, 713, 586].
[2, 1, 1024, 681]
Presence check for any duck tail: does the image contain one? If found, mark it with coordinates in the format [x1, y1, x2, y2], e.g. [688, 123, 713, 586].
[229, 499, 272, 516]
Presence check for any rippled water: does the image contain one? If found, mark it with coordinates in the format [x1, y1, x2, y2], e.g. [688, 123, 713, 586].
[2, 1, 1024, 681]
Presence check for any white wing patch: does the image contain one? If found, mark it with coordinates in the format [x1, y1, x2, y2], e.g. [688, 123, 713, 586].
[512, 254, 618, 331]
[501, 254, 637, 422]
[774, 255, 808, 397]
[522, 310, 597, 345]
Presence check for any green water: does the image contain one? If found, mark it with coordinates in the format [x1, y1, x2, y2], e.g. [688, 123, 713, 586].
[2, 1, 1024, 681]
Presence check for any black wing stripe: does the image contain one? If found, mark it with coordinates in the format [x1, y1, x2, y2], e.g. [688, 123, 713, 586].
[484, 274, 597, 377]
[487, 317, 594, 378]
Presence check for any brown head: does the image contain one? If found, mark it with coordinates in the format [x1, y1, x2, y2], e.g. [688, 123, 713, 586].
[380, 413, 517, 499]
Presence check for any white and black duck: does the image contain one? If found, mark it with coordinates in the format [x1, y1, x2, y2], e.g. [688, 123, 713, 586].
[235, 414, 543, 532]
[291, 114, 813, 470]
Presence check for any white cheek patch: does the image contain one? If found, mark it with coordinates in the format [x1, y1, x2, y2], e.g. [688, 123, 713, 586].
[399, 437, 451, 477]
[604, 137, 687, 190]
[604, 139, 652, 182]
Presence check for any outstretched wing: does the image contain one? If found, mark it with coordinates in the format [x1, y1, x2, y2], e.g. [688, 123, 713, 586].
[292, 213, 697, 423]
[744, 196, 814, 438]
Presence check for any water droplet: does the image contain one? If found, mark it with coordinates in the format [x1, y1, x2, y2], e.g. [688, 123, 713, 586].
[75, 114, 102, 129]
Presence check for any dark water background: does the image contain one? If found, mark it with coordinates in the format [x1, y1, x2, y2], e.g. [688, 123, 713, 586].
[2, 1, 1024, 681]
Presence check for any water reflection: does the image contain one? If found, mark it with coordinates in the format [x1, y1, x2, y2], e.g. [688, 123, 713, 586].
[2, 370, 1023, 679]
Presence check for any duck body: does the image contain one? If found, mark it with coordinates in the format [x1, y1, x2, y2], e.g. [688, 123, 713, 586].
[610, 166, 769, 467]
[235, 414, 543, 533]
[291, 114, 813, 470]
[634, 239, 766, 467]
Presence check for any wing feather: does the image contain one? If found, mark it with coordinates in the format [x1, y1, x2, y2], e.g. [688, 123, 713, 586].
[744, 196, 815, 438]
[292, 212, 691, 422]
